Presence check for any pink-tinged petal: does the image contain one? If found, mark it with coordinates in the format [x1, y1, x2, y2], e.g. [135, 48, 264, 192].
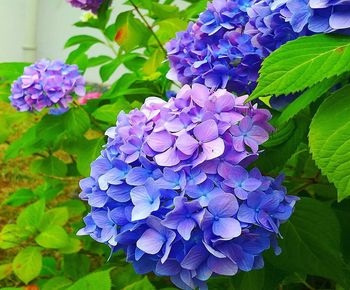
[137, 229, 164, 254]
[232, 136, 245, 152]
[164, 118, 185, 132]
[207, 256, 238, 275]
[220, 112, 244, 124]
[208, 193, 238, 217]
[249, 126, 269, 144]
[215, 93, 235, 113]
[191, 83, 210, 107]
[239, 116, 253, 133]
[244, 137, 259, 153]
[212, 218, 241, 239]
[154, 147, 180, 167]
[218, 164, 247, 181]
[194, 119, 218, 142]
[177, 219, 196, 241]
[237, 204, 256, 224]
[202, 138, 225, 160]
[176, 133, 198, 155]
[242, 178, 262, 192]
[147, 131, 174, 152]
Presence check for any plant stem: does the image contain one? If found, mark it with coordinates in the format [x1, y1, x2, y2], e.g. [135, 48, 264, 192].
[102, 34, 118, 57]
[128, 0, 166, 55]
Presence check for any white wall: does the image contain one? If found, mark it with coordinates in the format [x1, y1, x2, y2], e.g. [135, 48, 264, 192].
[0, 0, 186, 83]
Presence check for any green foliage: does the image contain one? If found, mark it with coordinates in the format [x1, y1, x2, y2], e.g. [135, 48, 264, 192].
[309, 85, 350, 201]
[67, 269, 113, 290]
[13, 247, 42, 284]
[249, 34, 350, 100]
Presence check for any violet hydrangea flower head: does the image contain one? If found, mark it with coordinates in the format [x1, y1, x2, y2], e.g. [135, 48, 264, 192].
[9, 59, 85, 112]
[166, 0, 264, 95]
[271, 0, 350, 33]
[66, 0, 104, 13]
[245, 0, 304, 57]
[77, 84, 298, 289]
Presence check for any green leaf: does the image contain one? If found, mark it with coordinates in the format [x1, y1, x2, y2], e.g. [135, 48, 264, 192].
[63, 254, 90, 280]
[17, 199, 45, 232]
[87, 55, 112, 67]
[35, 225, 69, 249]
[67, 268, 113, 290]
[0, 263, 12, 280]
[2, 188, 35, 207]
[143, 48, 164, 75]
[92, 99, 132, 124]
[0, 62, 30, 80]
[64, 108, 90, 136]
[42, 277, 72, 290]
[31, 156, 67, 177]
[59, 237, 82, 254]
[60, 200, 86, 218]
[249, 34, 350, 100]
[39, 207, 69, 231]
[267, 198, 349, 287]
[64, 35, 103, 48]
[99, 54, 138, 82]
[255, 114, 309, 175]
[76, 137, 105, 176]
[151, 3, 179, 19]
[0, 225, 26, 249]
[154, 18, 188, 44]
[13, 247, 42, 284]
[124, 277, 155, 290]
[276, 77, 338, 126]
[309, 85, 350, 201]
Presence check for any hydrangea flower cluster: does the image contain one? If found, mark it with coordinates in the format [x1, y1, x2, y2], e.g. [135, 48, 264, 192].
[66, 0, 103, 13]
[9, 59, 85, 112]
[166, 0, 263, 95]
[78, 84, 298, 290]
[167, 0, 350, 97]
[245, 0, 305, 57]
[272, 0, 350, 33]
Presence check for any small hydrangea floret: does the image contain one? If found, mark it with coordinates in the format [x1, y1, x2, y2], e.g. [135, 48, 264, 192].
[66, 0, 103, 13]
[78, 84, 298, 290]
[9, 59, 85, 112]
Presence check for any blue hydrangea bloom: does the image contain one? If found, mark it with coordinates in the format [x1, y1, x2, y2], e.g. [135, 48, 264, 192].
[9, 59, 85, 112]
[78, 84, 298, 290]
[271, 0, 350, 33]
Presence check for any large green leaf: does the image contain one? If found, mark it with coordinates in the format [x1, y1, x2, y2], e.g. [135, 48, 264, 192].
[35, 225, 69, 249]
[124, 277, 155, 290]
[39, 207, 69, 231]
[64, 35, 103, 48]
[0, 62, 29, 80]
[31, 156, 67, 177]
[276, 77, 338, 126]
[17, 199, 45, 233]
[309, 85, 350, 201]
[267, 198, 349, 287]
[63, 107, 90, 136]
[249, 34, 350, 100]
[67, 268, 113, 290]
[92, 99, 132, 124]
[13, 247, 42, 284]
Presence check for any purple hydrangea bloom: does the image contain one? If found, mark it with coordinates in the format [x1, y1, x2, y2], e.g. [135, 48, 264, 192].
[66, 0, 103, 13]
[78, 84, 298, 289]
[9, 59, 85, 112]
[166, 1, 263, 95]
[271, 0, 350, 33]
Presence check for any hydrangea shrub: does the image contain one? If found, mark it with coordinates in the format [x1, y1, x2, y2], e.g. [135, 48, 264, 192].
[1, 0, 350, 289]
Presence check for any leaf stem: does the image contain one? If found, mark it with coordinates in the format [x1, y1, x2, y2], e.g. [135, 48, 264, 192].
[128, 0, 166, 55]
